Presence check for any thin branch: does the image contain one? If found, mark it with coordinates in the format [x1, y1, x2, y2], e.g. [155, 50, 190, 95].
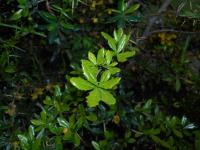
[142, 0, 172, 37]
[139, 29, 200, 41]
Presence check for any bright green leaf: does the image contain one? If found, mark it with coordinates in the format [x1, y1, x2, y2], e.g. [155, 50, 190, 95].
[97, 48, 105, 65]
[105, 50, 114, 64]
[70, 77, 94, 91]
[88, 52, 97, 65]
[117, 35, 127, 52]
[87, 88, 101, 107]
[100, 70, 111, 82]
[99, 77, 121, 89]
[82, 60, 98, 84]
[108, 67, 120, 75]
[117, 51, 135, 62]
[101, 89, 116, 105]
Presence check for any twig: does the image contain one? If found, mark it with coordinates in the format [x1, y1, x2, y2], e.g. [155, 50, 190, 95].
[142, 0, 172, 37]
[139, 29, 200, 41]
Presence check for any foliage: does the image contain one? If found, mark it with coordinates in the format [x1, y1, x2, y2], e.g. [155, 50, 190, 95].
[70, 29, 136, 107]
[0, 0, 200, 150]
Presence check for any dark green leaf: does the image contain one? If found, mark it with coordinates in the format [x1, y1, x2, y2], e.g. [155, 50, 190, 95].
[151, 135, 171, 148]
[57, 117, 69, 128]
[28, 125, 35, 140]
[10, 9, 23, 20]
[125, 4, 140, 14]
[92, 141, 100, 150]
[31, 119, 45, 126]
[18, 134, 28, 147]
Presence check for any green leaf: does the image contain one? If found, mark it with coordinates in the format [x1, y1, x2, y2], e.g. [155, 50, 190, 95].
[54, 85, 62, 97]
[109, 67, 121, 75]
[18, 134, 28, 147]
[55, 136, 63, 150]
[82, 60, 98, 84]
[28, 125, 35, 140]
[32, 139, 41, 150]
[36, 128, 45, 139]
[172, 129, 183, 138]
[101, 89, 116, 105]
[74, 133, 81, 146]
[151, 135, 171, 148]
[87, 88, 101, 107]
[117, 35, 129, 52]
[143, 128, 160, 135]
[60, 21, 75, 30]
[39, 11, 57, 23]
[92, 141, 100, 150]
[105, 51, 114, 64]
[97, 48, 105, 65]
[70, 77, 94, 91]
[128, 138, 136, 143]
[101, 32, 117, 51]
[88, 52, 97, 65]
[195, 131, 200, 150]
[57, 117, 69, 128]
[5, 64, 16, 73]
[10, 9, 23, 20]
[175, 78, 181, 92]
[48, 123, 59, 134]
[31, 119, 45, 126]
[114, 30, 118, 41]
[125, 4, 140, 14]
[40, 111, 47, 122]
[86, 114, 97, 121]
[117, 51, 135, 62]
[43, 96, 53, 105]
[184, 123, 196, 129]
[100, 70, 111, 82]
[114, 28, 123, 41]
[17, 0, 27, 5]
[99, 77, 121, 89]
[117, 28, 123, 40]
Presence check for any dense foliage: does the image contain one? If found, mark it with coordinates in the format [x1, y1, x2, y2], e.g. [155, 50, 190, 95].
[0, 0, 200, 149]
